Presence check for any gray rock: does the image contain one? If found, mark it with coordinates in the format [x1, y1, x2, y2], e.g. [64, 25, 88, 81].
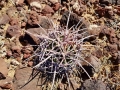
[0, 14, 10, 25]
[81, 79, 110, 90]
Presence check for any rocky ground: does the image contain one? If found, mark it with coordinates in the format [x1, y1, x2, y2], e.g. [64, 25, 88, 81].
[0, 0, 120, 90]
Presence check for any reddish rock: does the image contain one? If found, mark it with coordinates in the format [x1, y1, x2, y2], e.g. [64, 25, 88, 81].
[0, 58, 8, 80]
[9, 18, 19, 26]
[109, 34, 118, 44]
[21, 21, 26, 28]
[26, 27, 45, 44]
[27, 11, 39, 27]
[52, 2, 61, 11]
[6, 50, 12, 57]
[41, 5, 55, 16]
[108, 44, 118, 59]
[99, 27, 116, 39]
[11, 46, 21, 59]
[108, 44, 118, 52]
[6, 7, 18, 18]
[27, 61, 33, 67]
[0, 14, 10, 25]
[6, 25, 22, 38]
[95, 7, 106, 17]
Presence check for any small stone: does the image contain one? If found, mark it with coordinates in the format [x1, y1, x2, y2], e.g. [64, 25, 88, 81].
[27, 61, 33, 67]
[0, 58, 8, 80]
[26, 27, 46, 44]
[6, 25, 22, 38]
[52, 2, 61, 11]
[42, 5, 54, 16]
[21, 22, 26, 28]
[6, 50, 12, 57]
[27, 11, 39, 27]
[0, 14, 10, 25]
[9, 18, 19, 26]
[11, 46, 21, 59]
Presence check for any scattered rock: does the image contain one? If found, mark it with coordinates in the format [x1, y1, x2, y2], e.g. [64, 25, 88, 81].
[11, 46, 21, 59]
[6, 25, 22, 38]
[14, 67, 41, 90]
[27, 11, 39, 27]
[41, 5, 55, 17]
[9, 18, 19, 26]
[81, 79, 110, 90]
[0, 58, 8, 80]
[26, 27, 47, 44]
[107, 44, 118, 59]
[27, 61, 33, 67]
[52, 2, 61, 11]
[6, 7, 18, 18]
[0, 14, 10, 25]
